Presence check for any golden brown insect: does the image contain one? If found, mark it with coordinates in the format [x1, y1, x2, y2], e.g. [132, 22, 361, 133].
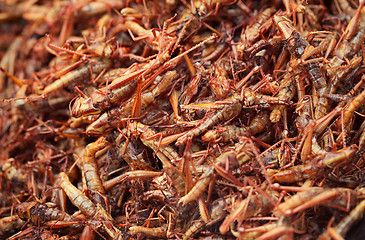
[202, 110, 270, 142]
[57, 172, 111, 221]
[219, 191, 276, 234]
[179, 151, 239, 205]
[272, 185, 359, 217]
[129, 225, 168, 238]
[270, 73, 296, 123]
[272, 145, 356, 183]
[77, 137, 108, 205]
[335, 86, 365, 131]
[71, 78, 138, 117]
[42, 58, 112, 95]
[103, 170, 162, 191]
[57, 172, 123, 239]
[241, 90, 291, 108]
[176, 90, 289, 145]
[202, 124, 249, 142]
[85, 70, 176, 136]
[176, 95, 243, 146]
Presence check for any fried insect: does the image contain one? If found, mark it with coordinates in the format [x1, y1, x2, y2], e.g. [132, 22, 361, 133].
[42, 58, 112, 95]
[272, 145, 356, 183]
[274, 15, 328, 119]
[176, 95, 242, 146]
[57, 172, 123, 240]
[77, 137, 108, 204]
[202, 110, 270, 142]
[237, 7, 275, 58]
[71, 78, 138, 117]
[57, 172, 111, 221]
[177, 92, 289, 145]
[16, 201, 72, 223]
[129, 225, 168, 238]
[319, 198, 365, 239]
[179, 151, 239, 205]
[270, 73, 296, 123]
[219, 191, 276, 234]
[130, 122, 185, 196]
[85, 70, 176, 136]
[183, 197, 231, 240]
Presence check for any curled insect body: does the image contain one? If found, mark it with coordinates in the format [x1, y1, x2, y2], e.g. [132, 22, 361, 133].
[42, 58, 111, 95]
[16, 201, 73, 223]
[209, 57, 231, 100]
[85, 71, 176, 136]
[272, 145, 356, 183]
[77, 137, 108, 204]
[246, 110, 271, 135]
[57, 172, 111, 221]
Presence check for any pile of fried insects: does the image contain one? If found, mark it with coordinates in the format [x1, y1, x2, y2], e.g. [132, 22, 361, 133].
[1, 0, 365, 239]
